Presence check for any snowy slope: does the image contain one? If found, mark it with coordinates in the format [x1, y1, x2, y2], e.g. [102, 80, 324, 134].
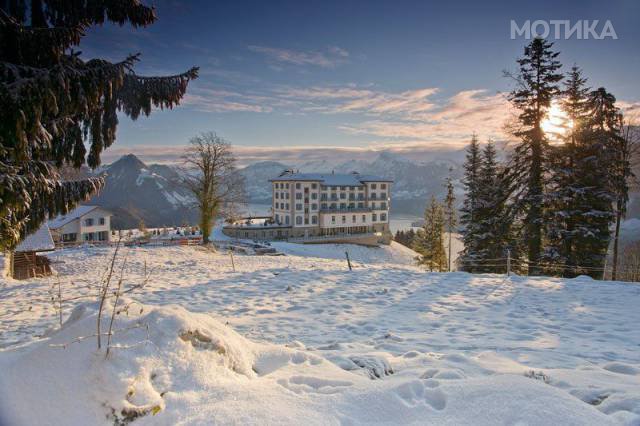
[1, 244, 639, 424]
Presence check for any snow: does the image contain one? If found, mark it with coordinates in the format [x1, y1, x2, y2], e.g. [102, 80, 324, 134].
[48, 205, 100, 229]
[270, 172, 391, 186]
[14, 223, 54, 252]
[0, 241, 639, 424]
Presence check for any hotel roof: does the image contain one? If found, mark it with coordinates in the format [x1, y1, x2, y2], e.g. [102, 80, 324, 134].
[269, 172, 392, 186]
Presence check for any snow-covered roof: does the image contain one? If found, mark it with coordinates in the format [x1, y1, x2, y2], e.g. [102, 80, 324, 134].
[269, 172, 392, 186]
[48, 205, 110, 229]
[15, 223, 55, 252]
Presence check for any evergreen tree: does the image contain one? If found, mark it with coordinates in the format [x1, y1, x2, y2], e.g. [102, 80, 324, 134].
[506, 38, 563, 275]
[544, 66, 591, 276]
[0, 1, 199, 251]
[569, 87, 623, 278]
[612, 123, 637, 280]
[459, 134, 481, 271]
[443, 168, 456, 271]
[413, 196, 447, 271]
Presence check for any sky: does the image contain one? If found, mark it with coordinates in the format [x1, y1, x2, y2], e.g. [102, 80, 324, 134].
[79, 0, 640, 165]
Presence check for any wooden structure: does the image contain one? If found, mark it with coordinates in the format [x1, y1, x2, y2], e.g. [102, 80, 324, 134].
[10, 224, 55, 279]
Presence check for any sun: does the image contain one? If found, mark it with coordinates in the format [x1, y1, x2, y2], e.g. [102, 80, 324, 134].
[541, 101, 572, 142]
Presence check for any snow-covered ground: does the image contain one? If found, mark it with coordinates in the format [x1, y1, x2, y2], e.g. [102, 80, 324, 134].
[1, 241, 639, 425]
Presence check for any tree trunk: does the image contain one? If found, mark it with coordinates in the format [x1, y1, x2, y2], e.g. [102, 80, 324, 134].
[612, 199, 623, 281]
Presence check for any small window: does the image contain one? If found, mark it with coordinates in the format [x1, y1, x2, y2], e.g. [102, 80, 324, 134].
[362, 215, 366, 222]
[381, 183, 386, 189]
[381, 193, 387, 199]
[99, 217, 105, 225]
[371, 184, 377, 189]
[311, 183, 318, 189]
[331, 216, 336, 223]
[372, 213, 377, 221]
[340, 203, 346, 209]
[352, 215, 356, 223]
[296, 183, 301, 189]
[304, 218, 309, 225]
[381, 213, 387, 221]
[321, 203, 327, 209]
[311, 193, 318, 200]
[340, 193, 346, 199]
[358, 202, 364, 208]
[275, 193, 279, 199]
[84, 218, 94, 226]
[312, 216, 318, 224]
[285, 216, 290, 225]
[286, 183, 289, 189]
[296, 203, 302, 210]
[381, 202, 387, 209]
[311, 203, 317, 210]
[296, 216, 302, 225]
[371, 202, 376, 209]
[296, 193, 302, 200]
[342, 216, 346, 223]
[341, 186, 346, 190]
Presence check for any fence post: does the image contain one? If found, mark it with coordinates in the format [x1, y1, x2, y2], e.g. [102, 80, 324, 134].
[506, 249, 511, 277]
[229, 249, 236, 272]
[345, 251, 352, 271]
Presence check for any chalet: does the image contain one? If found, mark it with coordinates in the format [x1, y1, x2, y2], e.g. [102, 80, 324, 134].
[49, 205, 113, 245]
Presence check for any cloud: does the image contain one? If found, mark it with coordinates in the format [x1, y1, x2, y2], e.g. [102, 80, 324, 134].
[619, 100, 640, 123]
[182, 87, 274, 113]
[247, 45, 349, 68]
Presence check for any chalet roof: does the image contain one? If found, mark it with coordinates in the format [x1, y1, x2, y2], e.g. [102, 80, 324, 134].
[15, 223, 55, 253]
[269, 172, 392, 186]
[48, 205, 111, 229]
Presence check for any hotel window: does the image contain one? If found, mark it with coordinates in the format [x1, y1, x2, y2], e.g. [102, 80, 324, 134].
[381, 213, 387, 221]
[311, 203, 317, 210]
[275, 214, 279, 223]
[321, 203, 327, 209]
[84, 218, 94, 226]
[304, 218, 309, 225]
[340, 193, 346, 199]
[275, 193, 279, 199]
[296, 183, 301, 189]
[286, 203, 289, 209]
[99, 217, 105, 225]
[341, 186, 346, 190]
[286, 193, 290, 199]
[340, 203, 346, 209]
[362, 215, 366, 222]
[311, 183, 318, 189]
[312, 216, 318, 224]
[296, 216, 302, 225]
[286, 183, 289, 189]
[349, 193, 355, 200]
[372, 213, 377, 221]
[381, 183, 387, 189]
[331, 203, 337, 209]
[296, 203, 302, 210]
[381, 192, 387, 199]
[352, 215, 356, 223]
[358, 193, 364, 200]
[285, 216, 290, 225]
[381, 202, 387, 209]
[331, 215, 336, 223]
[296, 193, 302, 200]
[321, 185, 327, 190]
[321, 194, 327, 201]
[349, 203, 355, 209]
[371, 202, 376, 209]
[371, 184, 377, 189]
[358, 202, 364, 208]
[342, 216, 346, 223]
[311, 193, 318, 200]
[371, 193, 377, 199]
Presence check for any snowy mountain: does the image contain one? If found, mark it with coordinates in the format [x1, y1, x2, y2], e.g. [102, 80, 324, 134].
[89, 154, 197, 229]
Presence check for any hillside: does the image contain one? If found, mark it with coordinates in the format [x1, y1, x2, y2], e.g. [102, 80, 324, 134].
[89, 154, 197, 229]
[1, 242, 639, 424]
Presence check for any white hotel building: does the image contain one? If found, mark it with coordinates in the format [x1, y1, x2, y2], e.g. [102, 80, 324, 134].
[224, 171, 393, 244]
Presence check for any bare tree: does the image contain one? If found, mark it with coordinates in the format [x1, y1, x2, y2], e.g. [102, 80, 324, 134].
[181, 132, 246, 243]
